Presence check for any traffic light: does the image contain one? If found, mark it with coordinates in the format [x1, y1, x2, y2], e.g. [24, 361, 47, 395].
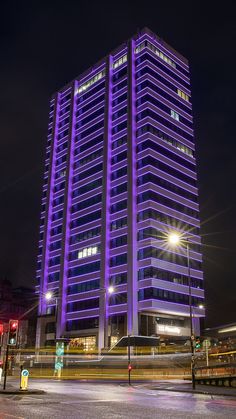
[8, 320, 18, 346]
[195, 336, 201, 350]
[0, 323, 3, 346]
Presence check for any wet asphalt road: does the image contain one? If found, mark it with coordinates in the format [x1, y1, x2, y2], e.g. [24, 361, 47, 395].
[0, 379, 236, 418]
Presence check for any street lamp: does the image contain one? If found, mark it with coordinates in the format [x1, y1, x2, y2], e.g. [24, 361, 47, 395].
[45, 291, 53, 301]
[167, 232, 196, 390]
[100, 286, 115, 351]
[44, 291, 58, 336]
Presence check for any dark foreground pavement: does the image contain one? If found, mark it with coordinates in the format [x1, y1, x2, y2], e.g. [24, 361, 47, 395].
[0, 378, 236, 418]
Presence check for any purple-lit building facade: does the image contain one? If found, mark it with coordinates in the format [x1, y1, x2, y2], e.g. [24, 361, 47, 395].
[36, 28, 205, 350]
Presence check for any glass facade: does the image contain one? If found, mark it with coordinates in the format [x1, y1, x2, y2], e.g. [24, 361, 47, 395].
[36, 28, 204, 350]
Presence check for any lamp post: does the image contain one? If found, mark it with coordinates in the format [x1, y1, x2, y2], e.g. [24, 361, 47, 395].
[168, 232, 196, 390]
[44, 291, 58, 338]
[103, 286, 114, 350]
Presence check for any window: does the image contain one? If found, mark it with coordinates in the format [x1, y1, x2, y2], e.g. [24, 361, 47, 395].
[71, 194, 102, 213]
[113, 54, 127, 69]
[67, 298, 99, 312]
[170, 110, 179, 121]
[111, 166, 127, 180]
[137, 173, 197, 202]
[137, 94, 192, 129]
[137, 208, 199, 235]
[52, 196, 64, 207]
[70, 210, 101, 229]
[138, 267, 203, 289]
[76, 107, 104, 128]
[72, 178, 102, 197]
[135, 40, 176, 68]
[111, 182, 127, 197]
[51, 225, 62, 236]
[111, 151, 127, 165]
[138, 155, 196, 186]
[137, 108, 193, 142]
[75, 134, 103, 153]
[138, 190, 198, 218]
[110, 216, 127, 231]
[111, 199, 127, 214]
[49, 256, 60, 267]
[137, 80, 191, 115]
[76, 70, 105, 95]
[110, 235, 127, 249]
[137, 125, 194, 158]
[112, 136, 127, 150]
[110, 253, 127, 267]
[68, 279, 100, 295]
[74, 149, 103, 168]
[73, 163, 103, 183]
[109, 292, 127, 306]
[68, 261, 100, 278]
[49, 240, 61, 251]
[48, 271, 60, 283]
[177, 89, 189, 102]
[138, 246, 202, 270]
[69, 245, 100, 261]
[112, 121, 127, 135]
[112, 67, 127, 83]
[110, 272, 127, 285]
[138, 287, 203, 307]
[112, 107, 127, 121]
[54, 182, 65, 193]
[70, 227, 101, 245]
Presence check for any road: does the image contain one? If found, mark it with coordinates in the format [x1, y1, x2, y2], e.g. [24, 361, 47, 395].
[0, 379, 236, 418]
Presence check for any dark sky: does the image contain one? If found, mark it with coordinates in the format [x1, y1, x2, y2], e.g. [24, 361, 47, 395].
[1, 1, 235, 327]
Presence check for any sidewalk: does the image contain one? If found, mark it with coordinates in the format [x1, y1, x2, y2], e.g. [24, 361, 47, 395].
[136, 379, 236, 397]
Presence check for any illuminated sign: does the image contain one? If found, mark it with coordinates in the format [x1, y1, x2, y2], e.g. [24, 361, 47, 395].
[156, 324, 181, 335]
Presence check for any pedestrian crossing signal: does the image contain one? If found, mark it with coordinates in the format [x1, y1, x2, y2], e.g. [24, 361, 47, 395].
[195, 336, 201, 350]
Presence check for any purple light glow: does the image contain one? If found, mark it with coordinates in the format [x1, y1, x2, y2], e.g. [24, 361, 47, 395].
[37, 28, 204, 349]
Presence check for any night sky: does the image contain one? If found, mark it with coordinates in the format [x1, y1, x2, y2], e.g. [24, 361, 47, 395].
[1, 1, 235, 327]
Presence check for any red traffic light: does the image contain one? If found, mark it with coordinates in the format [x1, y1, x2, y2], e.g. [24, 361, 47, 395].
[8, 320, 19, 346]
[9, 320, 18, 331]
[128, 364, 132, 371]
[0, 323, 3, 336]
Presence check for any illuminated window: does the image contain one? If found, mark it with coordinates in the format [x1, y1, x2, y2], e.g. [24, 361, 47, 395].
[76, 70, 105, 95]
[170, 110, 179, 121]
[113, 54, 127, 69]
[77, 245, 98, 260]
[177, 89, 189, 102]
[135, 41, 176, 68]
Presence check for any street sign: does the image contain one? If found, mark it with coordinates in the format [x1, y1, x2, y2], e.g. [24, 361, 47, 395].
[203, 339, 211, 349]
[20, 369, 29, 390]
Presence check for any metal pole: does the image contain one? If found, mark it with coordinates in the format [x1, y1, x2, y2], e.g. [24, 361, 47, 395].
[55, 297, 58, 339]
[186, 240, 195, 390]
[3, 344, 9, 390]
[128, 335, 131, 385]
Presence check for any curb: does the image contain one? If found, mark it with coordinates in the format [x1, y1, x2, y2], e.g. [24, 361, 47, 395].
[0, 389, 45, 395]
[142, 385, 236, 398]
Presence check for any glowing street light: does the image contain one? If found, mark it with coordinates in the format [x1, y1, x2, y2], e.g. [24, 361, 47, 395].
[198, 304, 204, 310]
[45, 291, 53, 301]
[168, 232, 181, 246]
[107, 286, 114, 295]
[167, 231, 196, 390]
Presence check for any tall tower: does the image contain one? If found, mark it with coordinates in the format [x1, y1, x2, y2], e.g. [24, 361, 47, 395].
[36, 28, 204, 351]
